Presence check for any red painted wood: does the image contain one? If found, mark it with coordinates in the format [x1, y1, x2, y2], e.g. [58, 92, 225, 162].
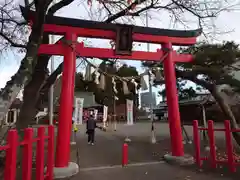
[77, 43, 163, 61]
[163, 42, 183, 156]
[46, 125, 55, 180]
[0, 126, 54, 180]
[36, 127, 45, 180]
[43, 24, 197, 45]
[207, 120, 217, 168]
[4, 130, 18, 180]
[193, 120, 202, 167]
[38, 44, 65, 55]
[55, 33, 77, 167]
[133, 34, 197, 45]
[22, 128, 34, 180]
[224, 120, 236, 172]
[122, 143, 128, 166]
[44, 24, 115, 38]
[193, 120, 240, 172]
[38, 42, 193, 62]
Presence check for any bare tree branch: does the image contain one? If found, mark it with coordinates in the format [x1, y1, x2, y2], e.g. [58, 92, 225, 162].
[0, 31, 26, 48]
[48, 0, 75, 15]
[105, 0, 147, 22]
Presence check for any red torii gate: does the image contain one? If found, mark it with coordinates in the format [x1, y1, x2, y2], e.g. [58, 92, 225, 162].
[21, 7, 201, 170]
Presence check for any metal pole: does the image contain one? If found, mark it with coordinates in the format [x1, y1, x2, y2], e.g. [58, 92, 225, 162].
[49, 0, 56, 125]
[49, 38, 54, 125]
[148, 71, 153, 123]
[202, 104, 208, 146]
[146, 8, 156, 144]
[113, 97, 117, 131]
[149, 70, 156, 144]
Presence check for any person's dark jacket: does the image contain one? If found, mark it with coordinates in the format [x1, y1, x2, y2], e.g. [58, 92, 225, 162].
[86, 116, 96, 130]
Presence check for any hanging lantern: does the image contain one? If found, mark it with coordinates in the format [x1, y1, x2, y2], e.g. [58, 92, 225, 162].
[99, 74, 106, 90]
[84, 63, 92, 81]
[140, 75, 148, 90]
[122, 80, 130, 95]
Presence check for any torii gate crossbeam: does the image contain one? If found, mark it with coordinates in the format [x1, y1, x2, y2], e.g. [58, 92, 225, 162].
[38, 42, 193, 62]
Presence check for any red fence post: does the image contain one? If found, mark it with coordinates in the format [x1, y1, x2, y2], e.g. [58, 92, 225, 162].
[207, 120, 217, 169]
[122, 143, 128, 166]
[46, 125, 54, 180]
[36, 127, 45, 180]
[224, 120, 236, 172]
[4, 130, 18, 180]
[193, 120, 202, 167]
[22, 128, 34, 180]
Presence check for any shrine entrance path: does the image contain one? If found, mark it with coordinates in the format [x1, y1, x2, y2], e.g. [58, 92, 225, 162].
[67, 122, 234, 180]
[70, 122, 169, 168]
[70, 122, 227, 168]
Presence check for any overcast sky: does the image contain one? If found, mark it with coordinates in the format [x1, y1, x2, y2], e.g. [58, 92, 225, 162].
[1, 0, 240, 103]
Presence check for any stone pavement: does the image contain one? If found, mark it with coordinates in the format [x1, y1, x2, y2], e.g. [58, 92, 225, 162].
[66, 122, 237, 180]
[74, 162, 231, 180]
[70, 123, 171, 168]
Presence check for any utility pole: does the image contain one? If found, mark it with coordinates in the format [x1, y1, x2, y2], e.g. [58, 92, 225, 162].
[49, 0, 56, 125]
[146, 7, 156, 144]
[113, 97, 116, 131]
[148, 70, 156, 144]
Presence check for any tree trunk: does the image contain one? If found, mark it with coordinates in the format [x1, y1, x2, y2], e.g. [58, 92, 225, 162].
[178, 70, 240, 148]
[16, 38, 50, 131]
[212, 85, 240, 148]
[14, 1, 77, 130]
[0, 1, 51, 169]
[0, 2, 49, 134]
[16, 91, 38, 131]
[15, 60, 49, 131]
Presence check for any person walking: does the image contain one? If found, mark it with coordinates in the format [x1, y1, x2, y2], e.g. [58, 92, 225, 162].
[86, 111, 97, 145]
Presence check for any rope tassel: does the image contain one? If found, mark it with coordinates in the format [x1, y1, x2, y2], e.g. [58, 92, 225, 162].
[112, 77, 118, 93]
[154, 68, 164, 83]
[84, 63, 92, 81]
[141, 76, 148, 90]
[99, 74, 106, 90]
[131, 79, 138, 93]
[94, 69, 100, 84]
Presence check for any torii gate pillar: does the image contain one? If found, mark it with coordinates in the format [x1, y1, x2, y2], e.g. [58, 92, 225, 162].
[55, 33, 78, 169]
[162, 43, 184, 156]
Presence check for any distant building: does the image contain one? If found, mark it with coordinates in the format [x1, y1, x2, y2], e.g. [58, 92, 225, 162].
[140, 92, 156, 108]
[153, 93, 219, 123]
[74, 91, 101, 108]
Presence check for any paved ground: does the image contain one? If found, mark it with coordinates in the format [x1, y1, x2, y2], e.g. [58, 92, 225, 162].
[70, 123, 166, 168]
[74, 163, 230, 180]
[66, 122, 239, 180]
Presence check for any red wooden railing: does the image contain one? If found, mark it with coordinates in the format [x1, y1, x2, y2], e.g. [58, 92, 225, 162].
[0, 125, 54, 180]
[193, 120, 240, 172]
